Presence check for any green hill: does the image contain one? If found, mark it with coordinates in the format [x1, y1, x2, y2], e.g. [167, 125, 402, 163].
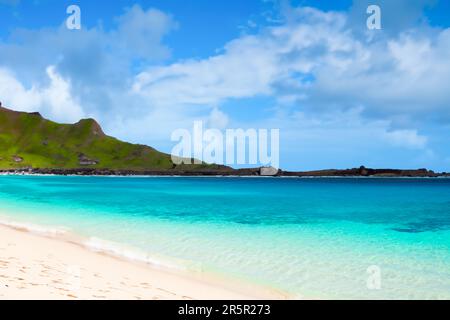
[0, 105, 204, 171]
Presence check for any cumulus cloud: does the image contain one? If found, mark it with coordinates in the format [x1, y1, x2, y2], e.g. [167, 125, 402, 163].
[114, 5, 177, 60]
[208, 108, 229, 129]
[133, 6, 450, 123]
[0, 66, 84, 123]
[131, 7, 347, 106]
[132, 36, 278, 106]
[384, 129, 428, 149]
[0, 4, 176, 124]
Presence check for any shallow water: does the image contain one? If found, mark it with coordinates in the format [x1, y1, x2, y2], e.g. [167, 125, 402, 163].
[0, 176, 449, 299]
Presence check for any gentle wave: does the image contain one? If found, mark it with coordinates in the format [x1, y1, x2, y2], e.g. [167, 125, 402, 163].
[0, 216, 189, 272]
[83, 237, 188, 271]
[0, 218, 70, 237]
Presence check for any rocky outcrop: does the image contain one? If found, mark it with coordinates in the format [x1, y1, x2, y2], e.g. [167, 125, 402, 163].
[74, 119, 105, 137]
[78, 154, 99, 166]
[12, 155, 23, 163]
[260, 167, 280, 176]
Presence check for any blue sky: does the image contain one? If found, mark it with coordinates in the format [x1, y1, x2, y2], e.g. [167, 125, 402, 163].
[0, 0, 450, 171]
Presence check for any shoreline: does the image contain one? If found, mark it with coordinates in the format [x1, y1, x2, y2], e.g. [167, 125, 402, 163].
[2, 174, 450, 179]
[1, 166, 448, 178]
[0, 222, 289, 300]
[2, 172, 450, 179]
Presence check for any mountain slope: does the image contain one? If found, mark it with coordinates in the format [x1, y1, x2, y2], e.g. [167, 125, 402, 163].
[0, 106, 190, 170]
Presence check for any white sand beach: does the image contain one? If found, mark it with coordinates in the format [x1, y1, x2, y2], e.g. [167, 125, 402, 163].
[0, 225, 286, 300]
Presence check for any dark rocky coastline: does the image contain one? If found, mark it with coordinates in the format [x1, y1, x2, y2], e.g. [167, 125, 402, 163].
[280, 166, 448, 178]
[1, 166, 448, 177]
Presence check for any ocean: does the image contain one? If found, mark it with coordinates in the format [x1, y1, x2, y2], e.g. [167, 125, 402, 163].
[0, 175, 449, 299]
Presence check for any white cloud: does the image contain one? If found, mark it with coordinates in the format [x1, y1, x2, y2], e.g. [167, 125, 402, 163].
[114, 5, 177, 60]
[0, 5, 176, 89]
[132, 6, 450, 122]
[42, 66, 85, 122]
[131, 7, 357, 107]
[383, 129, 428, 150]
[0, 66, 84, 123]
[132, 35, 278, 106]
[0, 5, 178, 125]
[208, 108, 229, 129]
[0, 68, 40, 111]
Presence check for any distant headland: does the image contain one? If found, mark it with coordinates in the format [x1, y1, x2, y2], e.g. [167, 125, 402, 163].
[0, 104, 448, 178]
[1, 166, 448, 178]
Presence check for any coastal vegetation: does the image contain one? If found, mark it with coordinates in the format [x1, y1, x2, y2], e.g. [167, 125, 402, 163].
[0, 106, 216, 171]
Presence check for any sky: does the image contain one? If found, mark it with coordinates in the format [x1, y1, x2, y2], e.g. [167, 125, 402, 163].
[0, 0, 450, 171]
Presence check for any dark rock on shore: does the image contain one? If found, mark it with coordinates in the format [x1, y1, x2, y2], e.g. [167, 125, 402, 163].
[0, 166, 447, 177]
[279, 166, 441, 178]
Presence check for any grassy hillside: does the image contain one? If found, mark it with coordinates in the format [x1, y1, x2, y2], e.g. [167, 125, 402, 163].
[0, 106, 204, 171]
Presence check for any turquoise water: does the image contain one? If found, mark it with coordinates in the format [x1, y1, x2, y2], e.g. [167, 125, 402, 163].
[0, 176, 450, 299]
